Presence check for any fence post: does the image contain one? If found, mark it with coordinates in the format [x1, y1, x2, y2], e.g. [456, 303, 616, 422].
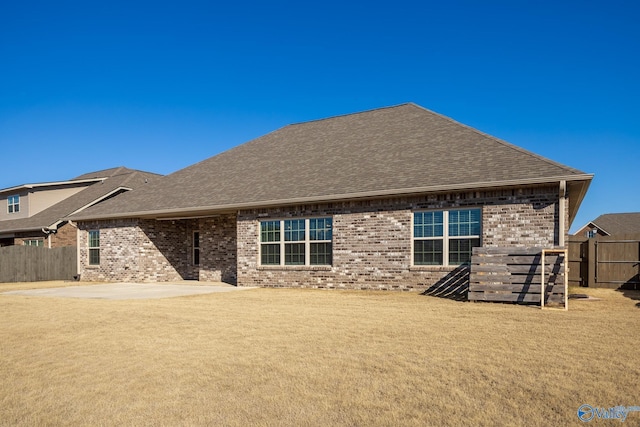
[587, 238, 596, 287]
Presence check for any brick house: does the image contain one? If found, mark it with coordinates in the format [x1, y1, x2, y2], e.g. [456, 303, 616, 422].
[0, 167, 161, 248]
[70, 104, 593, 291]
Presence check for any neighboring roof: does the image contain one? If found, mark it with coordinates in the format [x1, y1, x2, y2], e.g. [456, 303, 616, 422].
[577, 213, 640, 236]
[72, 167, 140, 181]
[0, 177, 105, 196]
[0, 167, 161, 233]
[72, 103, 593, 222]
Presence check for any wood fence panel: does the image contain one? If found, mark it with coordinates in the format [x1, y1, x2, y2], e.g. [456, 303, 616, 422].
[593, 234, 640, 289]
[0, 246, 77, 282]
[469, 247, 565, 304]
[567, 236, 587, 287]
[568, 233, 640, 289]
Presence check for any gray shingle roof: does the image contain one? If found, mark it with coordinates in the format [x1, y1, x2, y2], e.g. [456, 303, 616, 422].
[0, 167, 161, 232]
[72, 103, 592, 220]
[588, 213, 640, 235]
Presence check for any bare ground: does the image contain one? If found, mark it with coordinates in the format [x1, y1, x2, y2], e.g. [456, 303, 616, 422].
[0, 282, 638, 426]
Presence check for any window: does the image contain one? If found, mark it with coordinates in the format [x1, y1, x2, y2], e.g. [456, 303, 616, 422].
[260, 217, 332, 266]
[7, 195, 19, 213]
[88, 230, 100, 265]
[413, 208, 481, 266]
[193, 231, 200, 265]
[586, 230, 597, 238]
[24, 239, 43, 247]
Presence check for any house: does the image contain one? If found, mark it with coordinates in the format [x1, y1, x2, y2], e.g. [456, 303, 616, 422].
[573, 212, 640, 238]
[0, 167, 161, 248]
[69, 104, 593, 291]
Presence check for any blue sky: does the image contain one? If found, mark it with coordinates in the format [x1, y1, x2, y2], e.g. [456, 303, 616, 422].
[1, 1, 638, 232]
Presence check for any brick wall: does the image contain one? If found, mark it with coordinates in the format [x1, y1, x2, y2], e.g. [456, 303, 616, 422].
[77, 184, 564, 290]
[78, 214, 237, 283]
[50, 222, 78, 247]
[14, 234, 46, 246]
[237, 185, 563, 291]
[12, 222, 80, 248]
[198, 215, 237, 283]
[78, 219, 149, 282]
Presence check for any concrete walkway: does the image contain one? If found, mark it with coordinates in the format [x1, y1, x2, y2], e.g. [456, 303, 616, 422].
[2, 282, 256, 300]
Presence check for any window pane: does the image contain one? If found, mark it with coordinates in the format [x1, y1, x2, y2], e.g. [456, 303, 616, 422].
[449, 209, 481, 237]
[448, 238, 481, 265]
[261, 244, 281, 265]
[260, 221, 280, 242]
[414, 212, 443, 238]
[310, 242, 332, 265]
[89, 248, 100, 265]
[88, 231, 100, 248]
[88, 230, 100, 265]
[284, 219, 305, 241]
[285, 243, 305, 265]
[414, 239, 443, 265]
[7, 195, 19, 213]
[310, 218, 332, 241]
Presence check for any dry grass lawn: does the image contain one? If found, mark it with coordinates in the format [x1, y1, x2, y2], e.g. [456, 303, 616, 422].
[1, 282, 639, 426]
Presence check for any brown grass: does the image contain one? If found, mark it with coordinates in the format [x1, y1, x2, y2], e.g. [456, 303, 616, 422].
[0, 283, 638, 426]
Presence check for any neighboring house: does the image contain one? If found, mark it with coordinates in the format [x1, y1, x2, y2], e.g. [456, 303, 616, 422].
[573, 212, 640, 238]
[70, 104, 593, 290]
[0, 167, 161, 248]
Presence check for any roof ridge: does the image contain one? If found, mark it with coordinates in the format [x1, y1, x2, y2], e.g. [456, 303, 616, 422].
[287, 103, 414, 127]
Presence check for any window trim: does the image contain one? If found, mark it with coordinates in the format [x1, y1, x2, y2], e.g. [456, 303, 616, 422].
[7, 195, 19, 214]
[412, 208, 482, 267]
[259, 217, 333, 267]
[24, 239, 43, 247]
[88, 230, 100, 266]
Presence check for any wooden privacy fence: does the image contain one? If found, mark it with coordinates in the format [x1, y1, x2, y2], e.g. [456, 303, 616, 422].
[568, 233, 640, 289]
[469, 247, 566, 305]
[0, 245, 77, 282]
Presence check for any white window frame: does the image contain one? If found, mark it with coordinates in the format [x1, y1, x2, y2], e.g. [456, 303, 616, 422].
[412, 208, 482, 266]
[88, 230, 100, 266]
[259, 217, 332, 266]
[24, 239, 43, 247]
[7, 195, 19, 213]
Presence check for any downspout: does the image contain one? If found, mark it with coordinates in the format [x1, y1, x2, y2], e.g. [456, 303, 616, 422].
[42, 228, 53, 248]
[76, 222, 81, 280]
[559, 180, 566, 248]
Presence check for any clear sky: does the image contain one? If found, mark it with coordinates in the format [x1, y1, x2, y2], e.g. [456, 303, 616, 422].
[1, 1, 638, 232]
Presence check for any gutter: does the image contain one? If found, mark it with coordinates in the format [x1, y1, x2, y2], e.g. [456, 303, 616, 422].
[69, 174, 594, 221]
